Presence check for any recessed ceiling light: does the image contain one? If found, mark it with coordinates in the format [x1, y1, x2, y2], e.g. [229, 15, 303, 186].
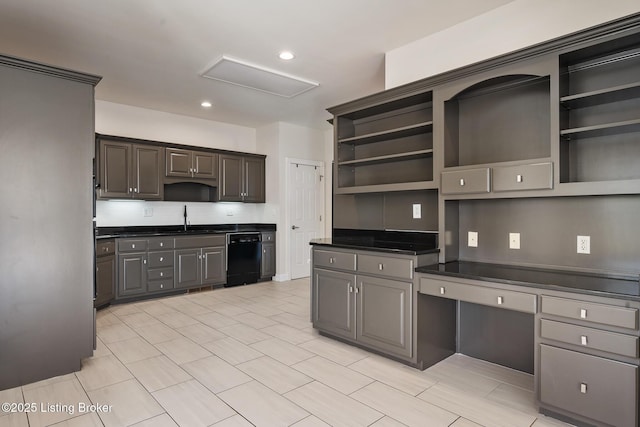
[201, 101, 212, 108]
[279, 51, 295, 60]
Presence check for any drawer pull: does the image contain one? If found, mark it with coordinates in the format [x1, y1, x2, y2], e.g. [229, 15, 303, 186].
[329, 257, 334, 264]
[516, 174, 523, 183]
[132, 244, 136, 249]
[160, 272, 164, 277]
[378, 263, 384, 271]
[580, 335, 588, 346]
[497, 296, 504, 305]
[580, 308, 587, 319]
[160, 257, 164, 262]
[355, 286, 359, 294]
[160, 284, 164, 289]
[349, 286, 353, 293]
[580, 383, 588, 394]
[459, 178, 465, 186]
[160, 242, 164, 247]
[439, 287, 445, 295]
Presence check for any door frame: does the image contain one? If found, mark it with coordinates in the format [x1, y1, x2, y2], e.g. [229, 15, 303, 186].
[285, 157, 325, 281]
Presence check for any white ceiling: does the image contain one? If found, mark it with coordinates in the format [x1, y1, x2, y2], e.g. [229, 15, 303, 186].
[0, 0, 514, 130]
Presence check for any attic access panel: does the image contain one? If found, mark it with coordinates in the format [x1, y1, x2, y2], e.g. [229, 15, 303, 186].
[201, 55, 319, 98]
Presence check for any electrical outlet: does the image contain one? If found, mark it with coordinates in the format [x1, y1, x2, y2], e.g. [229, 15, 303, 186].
[509, 232, 520, 249]
[468, 231, 478, 247]
[577, 235, 590, 254]
[143, 207, 153, 217]
[412, 203, 421, 219]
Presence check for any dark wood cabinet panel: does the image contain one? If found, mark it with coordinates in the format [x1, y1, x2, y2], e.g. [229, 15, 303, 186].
[193, 151, 217, 179]
[95, 255, 115, 308]
[100, 141, 131, 198]
[244, 156, 265, 202]
[312, 268, 356, 341]
[174, 249, 201, 289]
[261, 242, 276, 279]
[166, 148, 218, 181]
[219, 154, 265, 202]
[118, 253, 147, 296]
[202, 246, 226, 284]
[134, 144, 163, 199]
[166, 148, 192, 177]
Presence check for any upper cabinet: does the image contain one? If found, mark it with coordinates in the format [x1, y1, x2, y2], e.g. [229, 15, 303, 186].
[98, 138, 163, 200]
[558, 31, 640, 194]
[330, 92, 434, 194]
[165, 148, 218, 183]
[218, 153, 265, 202]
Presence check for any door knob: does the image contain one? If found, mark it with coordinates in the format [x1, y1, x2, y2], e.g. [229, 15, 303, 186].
[291, 225, 300, 230]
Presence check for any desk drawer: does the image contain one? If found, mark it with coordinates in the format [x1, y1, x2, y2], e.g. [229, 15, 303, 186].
[540, 319, 639, 358]
[148, 238, 174, 251]
[540, 344, 638, 427]
[541, 296, 638, 330]
[314, 249, 356, 271]
[117, 239, 148, 253]
[441, 168, 490, 195]
[148, 251, 174, 268]
[358, 254, 413, 280]
[420, 277, 536, 314]
[492, 162, 552, 192]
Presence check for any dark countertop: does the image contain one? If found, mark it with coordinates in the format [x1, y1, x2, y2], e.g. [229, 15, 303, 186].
[416, 261, 640, 301]
[96, 223, 276, 239]
[310, 237, 439, 256]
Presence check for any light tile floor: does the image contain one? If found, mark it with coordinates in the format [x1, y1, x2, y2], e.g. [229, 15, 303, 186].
[0, 278, 574, 427]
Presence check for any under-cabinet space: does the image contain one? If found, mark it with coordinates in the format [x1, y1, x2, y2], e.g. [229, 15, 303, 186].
[559, 34, 640, 184]
[443, 74, 551, 168]
[334, 92, 434, 193]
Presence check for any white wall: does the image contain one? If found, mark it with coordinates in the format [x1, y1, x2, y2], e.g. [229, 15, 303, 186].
[95, 100, 277, 227]
[385, 0, 640, 88]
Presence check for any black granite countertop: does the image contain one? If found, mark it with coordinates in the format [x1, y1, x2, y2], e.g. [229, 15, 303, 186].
[96, 223, 276, 239]
[310, 237, 439, 256]
[416, 261, 640, 301]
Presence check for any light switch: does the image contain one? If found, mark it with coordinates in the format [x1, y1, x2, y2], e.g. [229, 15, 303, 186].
[468, 231, 478, 247]
[412, 203, 421, 219]
[509, 233, 520, 249]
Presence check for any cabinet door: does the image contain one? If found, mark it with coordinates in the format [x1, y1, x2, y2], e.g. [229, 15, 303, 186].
[100, 140, 131, 198]
[356, 275, 412, 358]
[95, 255, 115, 307]
[165, 148, 192, 177]
[202, 246, 226, 285]
[218, 154, 243, 201]
[312, 268, 356, 341]
[243, 156, 265, 202]
[193, 151, 218, 180]
[261, 242, 276, 279]
[133, 144, 163, 200]
[174, 249, 201, 288]
[118, 253, 147, 297]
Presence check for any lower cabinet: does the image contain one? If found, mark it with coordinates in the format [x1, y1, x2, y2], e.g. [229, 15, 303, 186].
[202, 246, 226, 284]
[260, 242, 276, 279]
[311, 246, 422, 361]
[175, 248, 202, 289]
[118, 252, 147, 297]
[174, 235, 226, 289]
[95, 239, 115, 308]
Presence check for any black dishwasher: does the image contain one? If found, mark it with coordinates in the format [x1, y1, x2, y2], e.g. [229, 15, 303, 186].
[226, 232, 261, 287]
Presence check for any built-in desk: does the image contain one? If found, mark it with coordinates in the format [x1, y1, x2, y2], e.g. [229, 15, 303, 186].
[416, 262, 640, 427]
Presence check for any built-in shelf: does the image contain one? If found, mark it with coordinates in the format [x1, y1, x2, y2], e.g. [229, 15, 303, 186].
[338, 149, 433, 167]
[338, 121, 433, 145]
[560, 81, 640, 108]
[560, 118, 640, 139]
[335, 181, 437, 195]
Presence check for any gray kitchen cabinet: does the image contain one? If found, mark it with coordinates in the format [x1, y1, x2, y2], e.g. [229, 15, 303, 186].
[312, 268, 357, 341]
[146, 237, 174, 293]
[174, 235, 227, 288]
[218, 153, 265, 202]
[165, 147, 218, 182]
[260, 232, 276, 280]
[202, 246, 226, 284]
[312, 246, 426, 360]
[174, 248, 202, 289]
[98, 138, 163, 200]
[118, 252, 147, 297]
[95, 240, 115, 308]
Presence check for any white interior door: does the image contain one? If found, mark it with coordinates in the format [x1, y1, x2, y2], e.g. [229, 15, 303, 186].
[288, 160, 324, 279]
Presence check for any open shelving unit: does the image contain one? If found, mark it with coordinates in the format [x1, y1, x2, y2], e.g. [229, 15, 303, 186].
[334, 92, 434, 194]
[559, 35, 640, 185]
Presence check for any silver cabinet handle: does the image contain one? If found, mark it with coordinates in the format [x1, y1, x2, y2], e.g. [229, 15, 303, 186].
[516, 174, 523, 183]
[129, 187, 133, 193]
[159, 257, 164, 262]
[580, 335, 588, 346]
[160, 242, 164, 247]
[329, 257, 334, 264]
[349, 286, 353, 293]
[160, 284, 164, 289]
[143, 259, 147, 264]
[131, 244, 136, 249]
[497, 296, 504, 305]
[160, 272, 164, 277]
[580, 383, 588, 394]
[378, 263, 384, 271]
[580, 308, 587, 319]
[439, 287, 445, 295]
[459, 178, 465, 186]
[263, 249, 266, 253]
[134, 187, 138, 193]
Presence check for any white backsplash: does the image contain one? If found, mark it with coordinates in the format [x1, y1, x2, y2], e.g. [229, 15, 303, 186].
[96, 200, 278, 227]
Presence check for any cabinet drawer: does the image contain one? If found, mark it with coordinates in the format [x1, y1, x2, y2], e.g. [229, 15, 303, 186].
[540, 344, 638, 427]
[441, 168, 490, 195]
[540, 319, 639, 358]
[358, 254, 414, 280]
[420, 277, 537, 313]
[175, 235, 226, 249]
[117, 239, 148, 253]
[262, 232, 275, 242]
[148, 279, 174, 293]
[314, 250, 356, 271]
[96, 240, 115, 257]
[541, 295, 638, 330]
[148, 251, 174, 268]
[148, 238, 174, 251]
[492, 162, 553, 192]
[147, 267, 173, 281]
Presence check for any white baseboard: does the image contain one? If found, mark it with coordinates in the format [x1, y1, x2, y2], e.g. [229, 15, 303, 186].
[273, 273, 291, 282]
